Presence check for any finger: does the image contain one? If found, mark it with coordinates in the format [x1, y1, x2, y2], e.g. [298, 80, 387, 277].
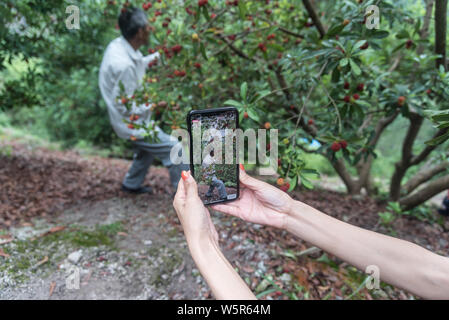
[211, 203, 241, 218]
[239, 166, 270, 192]
[182, 170, 200, 200]
[173, 176, 186, 209]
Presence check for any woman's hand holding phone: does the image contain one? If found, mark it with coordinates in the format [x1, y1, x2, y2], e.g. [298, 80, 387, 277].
[173, 170, 219, 249]
[173, 170, 256, 300]
[211, 165, 294, 230]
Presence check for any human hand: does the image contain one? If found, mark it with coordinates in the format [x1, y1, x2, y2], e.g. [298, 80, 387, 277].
[173, 170, 219, 248]
[211, 165, 293, 229]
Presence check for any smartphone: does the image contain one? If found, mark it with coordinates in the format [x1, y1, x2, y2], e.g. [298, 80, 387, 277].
[187, 107, 240, 205]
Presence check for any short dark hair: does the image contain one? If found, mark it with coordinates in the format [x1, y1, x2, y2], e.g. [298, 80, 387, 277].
[118, 7, 148, 40]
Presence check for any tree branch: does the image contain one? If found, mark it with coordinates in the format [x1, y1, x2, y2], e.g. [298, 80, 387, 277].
[399, 174, 449, 211]
[403, 161, 449, 194]
[302, 0, 326, 38]
[410, 127, 449, 166]
[215, 34, 257, 62]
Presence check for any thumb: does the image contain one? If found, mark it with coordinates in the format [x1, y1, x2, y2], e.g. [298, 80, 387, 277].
[182, 170, 199, 200]
[239, 165, 265, 191]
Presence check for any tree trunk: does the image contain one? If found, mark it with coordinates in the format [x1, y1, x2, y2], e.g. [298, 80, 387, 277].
[389, 114, 424, 200]
[435, 0, 447, 69]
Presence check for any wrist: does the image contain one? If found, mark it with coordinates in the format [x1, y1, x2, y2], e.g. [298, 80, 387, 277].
[284, 199, 313, 236]
[186, 232, 219, 260]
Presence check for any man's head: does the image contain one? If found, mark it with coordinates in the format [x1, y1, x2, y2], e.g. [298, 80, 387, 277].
[118, 7, 150, 48]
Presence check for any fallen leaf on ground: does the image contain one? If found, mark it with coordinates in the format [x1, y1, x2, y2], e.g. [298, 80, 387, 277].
[49, 282, 56, 298]
[0, 248, 10, 258]
[33, 256, 49, 269]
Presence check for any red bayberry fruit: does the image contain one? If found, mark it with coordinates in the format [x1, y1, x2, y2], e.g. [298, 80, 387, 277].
[258, 43, 267, 52]
[353, 93, 360, 100]
[360, 42, 369, 50]
[227, 34, 236, 41]
[171, 44, 183, 54]
[344, 82, 350, 90]
[174, 70, 186, 77]
[243, 112, 249, 119]
[331, 141, 341, 152]
[405, 39, 413, 49]
[398, 96, 406, 106]
[198, 0, 208, 6]
[267, 33, 275, 40]
[357, 83, 364, 91]
[308, 119, 314, 125]
[211, 13, 216, 19]
[339, 140, 348, 149]
[343, 95, 350, 103]
[194, 62, 201, 69]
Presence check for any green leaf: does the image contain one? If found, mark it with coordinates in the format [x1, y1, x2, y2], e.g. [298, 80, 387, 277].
[368, 30, 389, 39]
[254, 90, 272, 102]
[396, 29, 410, 39]
[288, 175, 298, 191]
[224, 99, 243, 108]
[331, 67, 340, 82]
[267, 43, 285, 52]
[340, 58, 349, 67]
[349, 59, 361, 75]
[326, 24, 345, 38]
[238, 0, 247, 20]
[256, 288, 278, 299]
[202, 6, 210, 21]
[247, 107, 260, 122]
[200, 42, 208, 60]
[240, 82, 248, 102]
[300, 175, 314, 189]
[425, 130, 449, 146]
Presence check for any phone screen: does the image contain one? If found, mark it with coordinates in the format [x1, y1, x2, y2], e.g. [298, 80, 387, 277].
[188, 108, 239, 205]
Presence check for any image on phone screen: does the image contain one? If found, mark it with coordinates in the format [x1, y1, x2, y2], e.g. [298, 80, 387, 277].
[188, 108, 239, 205]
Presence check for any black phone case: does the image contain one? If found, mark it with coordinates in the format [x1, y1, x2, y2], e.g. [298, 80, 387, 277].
[186, 107, 240, 206]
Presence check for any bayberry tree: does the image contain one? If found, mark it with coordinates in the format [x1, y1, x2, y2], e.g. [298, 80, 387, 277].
[2, 0, 449, 211]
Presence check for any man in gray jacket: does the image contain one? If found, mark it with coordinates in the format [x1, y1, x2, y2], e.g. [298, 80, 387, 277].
[99, 7, 186, 194]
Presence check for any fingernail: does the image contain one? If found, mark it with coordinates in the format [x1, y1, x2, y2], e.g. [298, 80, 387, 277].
[181, 170, 189, 180]
[239, 164, 245, 171]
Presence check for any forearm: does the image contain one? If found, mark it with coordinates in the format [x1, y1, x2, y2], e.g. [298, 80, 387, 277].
[286, 200, 449, 299]
[187, 237, 256, 300]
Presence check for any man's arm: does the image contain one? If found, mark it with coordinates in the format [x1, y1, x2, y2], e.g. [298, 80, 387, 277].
[143, 52, 160, 70]
[285, 200, 449, 299]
